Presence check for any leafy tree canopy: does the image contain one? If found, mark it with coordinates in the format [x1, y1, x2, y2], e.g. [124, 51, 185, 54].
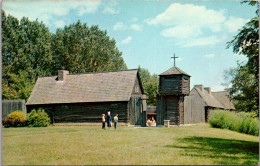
[138, 66, 159, 106]
[225, 1, 259, 114]
[2, 11, 127, 100]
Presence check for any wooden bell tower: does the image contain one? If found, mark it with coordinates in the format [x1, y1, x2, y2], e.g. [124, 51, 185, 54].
[156, 54, 191, 126]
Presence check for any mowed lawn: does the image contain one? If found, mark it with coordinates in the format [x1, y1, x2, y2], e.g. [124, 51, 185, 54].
[2, 124, 259, 165]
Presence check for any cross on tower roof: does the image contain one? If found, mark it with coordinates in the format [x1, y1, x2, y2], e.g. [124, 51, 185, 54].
[171, 53, 178, 67]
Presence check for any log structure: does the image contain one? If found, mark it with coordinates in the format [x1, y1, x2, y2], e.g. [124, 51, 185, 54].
[26, 69, 147, 126]
[156, 66, 191, 125]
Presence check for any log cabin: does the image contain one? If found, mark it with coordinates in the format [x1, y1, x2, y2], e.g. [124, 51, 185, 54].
[26, 69, 147, 126]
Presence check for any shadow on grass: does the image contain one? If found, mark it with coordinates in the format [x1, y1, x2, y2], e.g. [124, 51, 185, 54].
[165, 136, 259, 165]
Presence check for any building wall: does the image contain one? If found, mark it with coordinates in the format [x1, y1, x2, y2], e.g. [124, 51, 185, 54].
[27, 101, 128, 123]
[156, 95, 164, 125]
[159, 76, 182, 95]
[184, 95, 205, 124]
[129, 76, 146, 126]
[181, 75, 190, 95]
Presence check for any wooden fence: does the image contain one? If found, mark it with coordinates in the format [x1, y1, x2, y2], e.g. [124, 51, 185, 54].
[2, 100, 27, 118]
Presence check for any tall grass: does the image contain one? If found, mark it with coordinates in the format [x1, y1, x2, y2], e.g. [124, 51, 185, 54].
[209, 110, 259, 136]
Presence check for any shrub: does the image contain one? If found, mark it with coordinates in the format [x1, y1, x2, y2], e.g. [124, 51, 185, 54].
[8, 111, 26, 120]
[27, 109, 50, 127]
[209, 110, 259, 136]
[2, 118, 27, 128]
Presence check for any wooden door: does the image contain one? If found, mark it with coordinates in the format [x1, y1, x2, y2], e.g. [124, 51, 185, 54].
[129, 97, 142, 125]
[166, 96, 179, 125]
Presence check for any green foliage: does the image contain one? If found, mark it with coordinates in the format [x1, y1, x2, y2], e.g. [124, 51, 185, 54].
[27, 109, 50, 127]
[138, 66, 159, 106]
[222, 66, 258, 113]
[2, 11, 53, 100]
[209, 110, 259, 136]
[225, 2, 259, 115]
[2, 11, 127, 101]
[51, 21, 127, 73]
[8, 110, 26, 120]
[2, 118, 27, 128]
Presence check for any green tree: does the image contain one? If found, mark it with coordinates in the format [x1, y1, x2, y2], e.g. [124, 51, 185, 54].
[2, 11, 53, 100]
[222, 66, 258, 113]
[2, 11, 127, 100]
[225, 1, 259, 114]
[51, 21, 127, 73]
[138, 66, 159, 106]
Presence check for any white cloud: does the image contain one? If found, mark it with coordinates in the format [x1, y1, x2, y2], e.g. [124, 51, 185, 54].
[204, 53, 215, 58]
[113, 22, 127, 31]
[161, 25, 202, 39]
[121, 36, 132, 44]
[145, 3, 226, 33]
[3, 0, 102, 26]
[55, 20, 66, 28]
[103, 0, 120, 14]
[224, 17, 248, 33]
[181, 35, 226, 47]
[114, 22, 142, 31]
[131, 17, 138, 22]
[130, 24, 142, 31]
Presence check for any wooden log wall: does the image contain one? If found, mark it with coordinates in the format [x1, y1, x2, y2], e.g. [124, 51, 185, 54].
[159, 76, 182, 95]
[27, 102, 128, 123]
[128, 96, 143, 125]
[156, 95, 164, 125]
[179, 96, 184, 124]
[181, 75, 190, 95]
[165, 96, 179, 125]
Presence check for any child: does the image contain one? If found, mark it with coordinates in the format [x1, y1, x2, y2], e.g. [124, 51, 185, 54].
[102, 114, 106, 130]
[114, 114, 118, 129]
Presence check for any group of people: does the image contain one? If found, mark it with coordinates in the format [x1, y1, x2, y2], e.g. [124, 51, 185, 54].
[147, 116, 156, 127]
[102, 111, 118, 130]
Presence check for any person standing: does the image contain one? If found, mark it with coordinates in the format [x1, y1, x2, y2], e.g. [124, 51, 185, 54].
[102, 114, 106, 130]
[114, 114, 118, 129]
[107, 111, 112, 130]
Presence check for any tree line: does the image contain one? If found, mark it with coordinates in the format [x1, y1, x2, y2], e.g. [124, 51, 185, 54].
[223, 1, 259, 115]
[2, 10, 159, 105]
[2, 10, 127, 100]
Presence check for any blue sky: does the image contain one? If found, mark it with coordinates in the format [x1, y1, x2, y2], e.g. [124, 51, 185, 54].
[3, 0, 257, 91]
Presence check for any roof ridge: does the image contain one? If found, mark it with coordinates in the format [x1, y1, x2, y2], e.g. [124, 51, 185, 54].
[68, 69, 138, 76]
[159, 66, 191, 76]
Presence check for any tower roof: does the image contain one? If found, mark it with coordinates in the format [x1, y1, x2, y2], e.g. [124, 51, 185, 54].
[159, 66, 191, 76]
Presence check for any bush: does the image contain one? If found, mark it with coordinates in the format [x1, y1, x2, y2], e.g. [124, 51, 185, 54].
[2, 118, 27, 127]
[209, 110, 259, 136]
[8, 111, 26, 120]
[27, 109, 50, 127]
[2, 111, 27, 127]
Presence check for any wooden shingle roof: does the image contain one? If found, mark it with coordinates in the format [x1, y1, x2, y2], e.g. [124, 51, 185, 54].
[191, 87, 224, 108]
[27, 70, 140, 105]
[159, 66, 191, 76]
[212, 91, 235, 110]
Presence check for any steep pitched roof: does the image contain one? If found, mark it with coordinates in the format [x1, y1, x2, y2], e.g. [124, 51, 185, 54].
[191, 87, 224, 108]
[159, 66, 191, 76]
[212, 91, 236, 110]
[27, 70, 140, 105]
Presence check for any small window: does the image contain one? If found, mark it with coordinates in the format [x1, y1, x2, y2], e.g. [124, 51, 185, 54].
[184, 77, 188, 80]
[165, 76, 177, 79]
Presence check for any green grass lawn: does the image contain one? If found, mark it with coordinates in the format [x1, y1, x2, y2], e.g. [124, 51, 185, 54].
[2, 124, 259, 165]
